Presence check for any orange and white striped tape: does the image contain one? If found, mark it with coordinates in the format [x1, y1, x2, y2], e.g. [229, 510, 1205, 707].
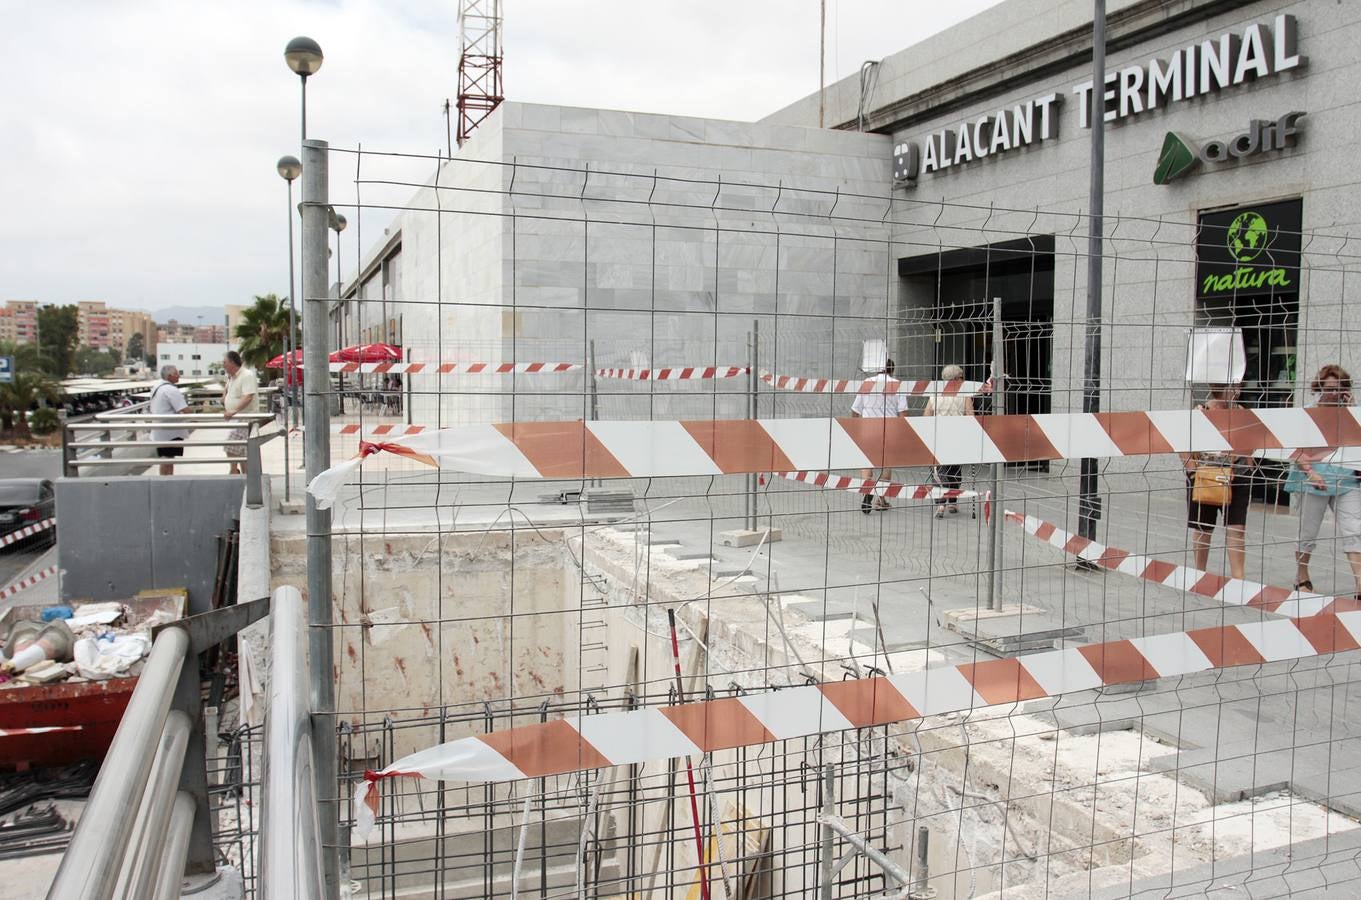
[596, 367, 748, 380]
[309, 406, 1361, 509]
[0, 565, 57, 602]
[0, 519, 54, 550]
[772, 471, 977, 501]
[759, 370, 989, 395]
[333, 423, 430, 437]
[330, 361, 580, 375]
[353, 606, 1361, 835]
[1005, 511, 1350, 619]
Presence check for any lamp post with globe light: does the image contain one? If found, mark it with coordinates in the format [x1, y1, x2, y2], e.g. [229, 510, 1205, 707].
[276, 155, 302, 499]
[284, 37, 323, 145]
[330, 209, 347, 410]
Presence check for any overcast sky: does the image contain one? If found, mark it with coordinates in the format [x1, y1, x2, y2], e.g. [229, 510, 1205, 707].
[1, 0, 1003, 315]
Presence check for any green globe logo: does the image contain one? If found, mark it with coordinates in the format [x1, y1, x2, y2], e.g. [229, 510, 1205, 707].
[1227, 211, 1269, 263]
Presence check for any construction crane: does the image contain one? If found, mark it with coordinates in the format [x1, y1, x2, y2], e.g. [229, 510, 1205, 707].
[454, 0, 504, 148]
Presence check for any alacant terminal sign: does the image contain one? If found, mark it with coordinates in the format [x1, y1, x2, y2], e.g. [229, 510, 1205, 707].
[894, 14, 1306, 186]
[1195, 199, 1301, 299]
[893, 94, 1060, 181]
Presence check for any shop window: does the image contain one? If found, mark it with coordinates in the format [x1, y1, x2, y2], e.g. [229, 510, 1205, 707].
[1196, 197, 1302, 504]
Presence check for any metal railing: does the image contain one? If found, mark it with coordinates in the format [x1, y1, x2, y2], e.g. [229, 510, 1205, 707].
[60, 406, 280, 507]
[259, 586, 324, 898]
[45, 595, 271, 900]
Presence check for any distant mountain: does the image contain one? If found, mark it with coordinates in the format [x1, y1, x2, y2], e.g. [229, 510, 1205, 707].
[141, 305, 227, 326]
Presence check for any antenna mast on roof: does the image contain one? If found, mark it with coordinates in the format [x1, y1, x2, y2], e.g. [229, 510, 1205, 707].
[457, 0, 504, 148]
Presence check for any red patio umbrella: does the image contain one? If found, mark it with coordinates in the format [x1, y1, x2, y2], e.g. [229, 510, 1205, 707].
[333, 343, 401, 364]
[266, 349, 303, 369]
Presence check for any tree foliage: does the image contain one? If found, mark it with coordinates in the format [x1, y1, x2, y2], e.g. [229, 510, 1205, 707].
[28, 407, 60, 436]
[127, 332, 145, 361]
[36, 304, 78, 376]
[74, 345, 120, 376]
[233, 294, 298, 371]
[0, 370, 61, 435]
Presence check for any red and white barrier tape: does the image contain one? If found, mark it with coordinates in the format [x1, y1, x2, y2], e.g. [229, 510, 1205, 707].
[0, 519, 54, 550]
[771, 470, 977, 501]
[352, 605, 1361, 833]
[759, 370, 990, 395]
[308, 406, 1361, 509]
[330, 361, 580, 375]
[1004, 510, 1352, 619]
[0, 565, 57, 602]
[595, 367, 748, 380]
[333, 424, 431, 437]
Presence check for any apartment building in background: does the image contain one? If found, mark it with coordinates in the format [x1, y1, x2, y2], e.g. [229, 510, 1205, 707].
[74, 301, 157, 355]
[157, 320, 227, 345]
[0, 301, 39, 345]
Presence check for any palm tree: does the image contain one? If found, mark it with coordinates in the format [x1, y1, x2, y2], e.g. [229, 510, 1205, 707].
[0, 371, 61, 436]
[234, 294, 299, 372]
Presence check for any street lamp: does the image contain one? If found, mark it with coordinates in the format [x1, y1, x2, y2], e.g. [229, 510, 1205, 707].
[284, 37, 323, 144]
[276, 154, 302, 500]
[330, 209, 348, 411]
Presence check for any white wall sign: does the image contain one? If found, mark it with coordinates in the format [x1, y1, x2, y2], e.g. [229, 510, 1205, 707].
[1185, 327, 1247, 384]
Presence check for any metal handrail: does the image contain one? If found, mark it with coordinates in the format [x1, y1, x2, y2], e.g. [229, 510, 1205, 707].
[74, 413, 276, 426]
[260, 585, 325, 899]
[67, 438, 251, 447]
[47, 627, 191, 900]
[46, 597, 272, 900]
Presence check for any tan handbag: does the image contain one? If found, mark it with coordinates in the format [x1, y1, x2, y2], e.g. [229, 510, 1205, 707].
[1192, 464, 1233, 506]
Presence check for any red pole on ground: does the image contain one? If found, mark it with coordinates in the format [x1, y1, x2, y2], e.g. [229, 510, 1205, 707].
[666, 608, 711, 900]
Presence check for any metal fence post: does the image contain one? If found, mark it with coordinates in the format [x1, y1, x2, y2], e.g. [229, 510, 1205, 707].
[61, 422, 77, 478]
[1079, 0, 1107, 542]
[301, 137, 339, 899]
[986, 296, 1005, 611]
[818, 763, 835, 900]
[245, 427, 263, 509]
[171, 647, 216, 882]
[747, 319, 759, 531]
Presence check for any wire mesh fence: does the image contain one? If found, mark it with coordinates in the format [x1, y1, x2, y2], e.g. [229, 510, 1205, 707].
[286, 142, 1361, 897]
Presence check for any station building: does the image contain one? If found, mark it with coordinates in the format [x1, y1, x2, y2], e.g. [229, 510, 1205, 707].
[339, 0, 1356, 431]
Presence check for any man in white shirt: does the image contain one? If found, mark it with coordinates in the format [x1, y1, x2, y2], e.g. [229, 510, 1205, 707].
[849, 359, 908, 513]
[149, 365, 190, 476]
[222, 351, 258, 475]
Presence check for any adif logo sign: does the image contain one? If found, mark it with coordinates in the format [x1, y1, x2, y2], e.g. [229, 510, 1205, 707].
[1153, 112, 1305, 184]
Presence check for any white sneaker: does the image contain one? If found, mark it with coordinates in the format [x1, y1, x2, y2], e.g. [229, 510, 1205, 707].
[947, 505, 959, 515]
[934, 506, 945, 519]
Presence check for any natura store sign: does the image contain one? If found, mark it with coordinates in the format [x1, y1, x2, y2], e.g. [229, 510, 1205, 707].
[893, 14, 1307, 185]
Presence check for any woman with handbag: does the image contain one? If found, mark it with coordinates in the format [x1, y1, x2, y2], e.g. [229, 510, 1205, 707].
[1290, 365, 1361, 596]
[1182, 383, 1251, 579]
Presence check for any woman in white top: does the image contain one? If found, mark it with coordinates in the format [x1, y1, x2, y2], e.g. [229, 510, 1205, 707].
[923, 364, 975, 519]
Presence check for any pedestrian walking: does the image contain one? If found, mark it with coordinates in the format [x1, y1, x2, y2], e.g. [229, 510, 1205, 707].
[923, 364, 975, 519]
[850, 358, 909, 513]
[1289, 364, 1361, 597]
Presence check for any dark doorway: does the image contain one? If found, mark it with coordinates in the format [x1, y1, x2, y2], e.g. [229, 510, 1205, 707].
[898, 234, 1055, 418]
